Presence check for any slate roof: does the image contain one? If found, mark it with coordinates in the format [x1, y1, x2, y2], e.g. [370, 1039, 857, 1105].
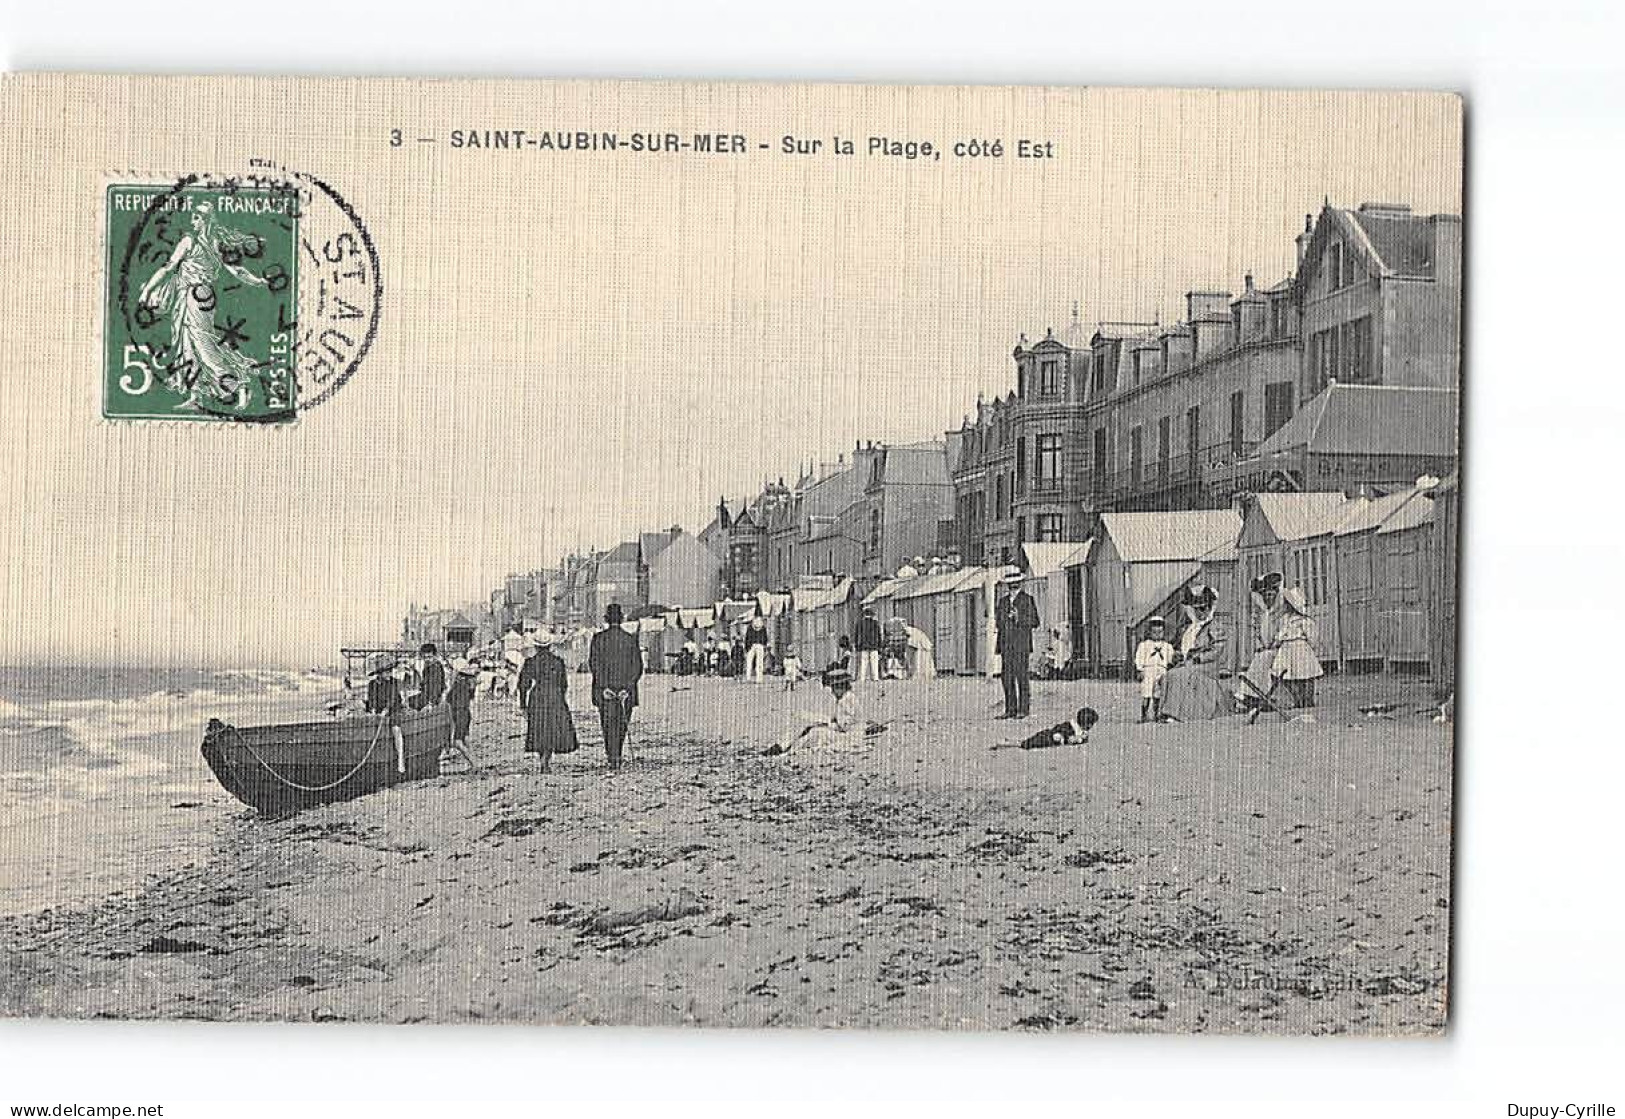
[876, 442, 951, 487]
[1348, 207, 1447, 279]
[1100, 510, 1242, 564]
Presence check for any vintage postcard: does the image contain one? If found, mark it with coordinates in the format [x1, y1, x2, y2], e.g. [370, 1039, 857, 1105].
[0, 75, 1460, 1032]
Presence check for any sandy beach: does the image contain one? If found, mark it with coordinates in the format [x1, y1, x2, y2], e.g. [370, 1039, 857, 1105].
[0, 672, 1451, 1033]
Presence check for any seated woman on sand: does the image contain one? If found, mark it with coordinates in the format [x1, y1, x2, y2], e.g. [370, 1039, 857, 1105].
[1159, 584, 1233, 721]
[767, 669, 882, 755]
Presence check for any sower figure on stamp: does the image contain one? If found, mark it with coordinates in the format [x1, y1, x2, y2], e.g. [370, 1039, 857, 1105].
[588, 604, 643, 770]
[136, 201, 269, 413]
[995, 573, 1039, 719]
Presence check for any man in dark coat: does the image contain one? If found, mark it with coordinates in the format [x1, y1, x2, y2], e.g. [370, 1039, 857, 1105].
[854, 608, 883, 681]
[995, 578, 1040, 718]
[414, 642, 446, 708]
[588, 603, 644, 769]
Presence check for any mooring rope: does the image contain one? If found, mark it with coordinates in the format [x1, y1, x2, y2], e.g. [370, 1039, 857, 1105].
[224, 714, 389, 794]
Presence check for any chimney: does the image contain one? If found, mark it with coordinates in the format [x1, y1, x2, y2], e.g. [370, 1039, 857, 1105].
[1295, 213, 1315, 268]
[1234, 275, 1267, 343]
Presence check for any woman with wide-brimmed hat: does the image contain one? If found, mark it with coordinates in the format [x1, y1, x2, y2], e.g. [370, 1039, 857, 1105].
[516, 631, 579, 773]
[362, 653, 408, 774]
[1236, 572, 1285, 710]
[1159, 584, 1231, 721]
[1271, 587, 1325, 709]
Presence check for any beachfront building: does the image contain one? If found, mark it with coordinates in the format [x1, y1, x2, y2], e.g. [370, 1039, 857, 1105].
[554, 551, 601, 629]
[1295, 202, 1463, 399]
[1087, 280, 1302, 514]
[857, 440, 957, 580]
[698, 480, 795, 599]
[950, 316, 1095, 567]
[1208, 383, 1459, 502]
[647, 529, 724, 608]
[763, 445, 881, 586]
[594, 541, 646, 613]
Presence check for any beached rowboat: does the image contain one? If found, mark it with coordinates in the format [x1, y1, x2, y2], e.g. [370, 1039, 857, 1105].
[201, 705, 452, 815]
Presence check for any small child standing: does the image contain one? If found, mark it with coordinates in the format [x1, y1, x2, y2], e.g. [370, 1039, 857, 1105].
[1134, 616, 1176, 723]
[782, 649, 804, 690]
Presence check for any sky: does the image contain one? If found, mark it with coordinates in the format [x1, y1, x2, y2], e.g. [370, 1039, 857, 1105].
[0, 77, 1462, 667]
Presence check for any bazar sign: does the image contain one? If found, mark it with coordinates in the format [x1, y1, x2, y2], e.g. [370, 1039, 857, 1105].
[1312, 454, 1454, 482]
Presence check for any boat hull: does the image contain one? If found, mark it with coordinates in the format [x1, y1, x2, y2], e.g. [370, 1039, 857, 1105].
[201, 705, 452, 815]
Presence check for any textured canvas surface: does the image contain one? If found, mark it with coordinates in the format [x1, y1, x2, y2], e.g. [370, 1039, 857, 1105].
[0, 75, 1461, 1032]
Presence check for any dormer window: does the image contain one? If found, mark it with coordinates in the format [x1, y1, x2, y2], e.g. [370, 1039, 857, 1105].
[1039, 359, 1060, 394]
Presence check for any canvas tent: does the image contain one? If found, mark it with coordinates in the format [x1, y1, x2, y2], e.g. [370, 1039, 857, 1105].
[1020, 543, 1084, 658]
[860, 565, 1002, 675]
[1082, 510, 1241, 675]
[789, 577, 855, 671]
[1235, 491, 1361, 670]
[1428, 473, 1458, 697]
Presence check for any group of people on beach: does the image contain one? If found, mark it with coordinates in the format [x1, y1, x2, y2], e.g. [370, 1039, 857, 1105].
[357, 604, 646, 775]
[674, 608, 937, 686]
[357, 563, 1326, 778]
[1132, 572, 1325, 724]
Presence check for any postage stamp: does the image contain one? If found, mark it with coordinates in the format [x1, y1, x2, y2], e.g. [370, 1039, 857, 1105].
[103, 167, 380, 422]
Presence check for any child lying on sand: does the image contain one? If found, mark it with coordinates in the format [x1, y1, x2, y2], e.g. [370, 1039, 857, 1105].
[992, 706, 1099, 751]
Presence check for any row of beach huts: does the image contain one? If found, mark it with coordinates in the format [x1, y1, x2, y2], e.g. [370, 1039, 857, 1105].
[538, 476, 1457, 697]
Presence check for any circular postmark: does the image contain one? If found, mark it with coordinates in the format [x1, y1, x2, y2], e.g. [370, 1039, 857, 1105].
[106, 162, 382, 422]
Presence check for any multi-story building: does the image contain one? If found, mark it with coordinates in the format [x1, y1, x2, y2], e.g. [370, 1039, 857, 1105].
[950, 317, 1098, 565]
[949, 200, 1461, 558]
[554, 551, 601, 628]
[857, 440, 956, 579]
[1294, 202, 1462, 398]
[1009, 326, 1093, 550]
[765, 449, 877, 585]
[594, 540, 645, 613]
[1088, 278, 1301, 512]
[698, 480, 795, 599]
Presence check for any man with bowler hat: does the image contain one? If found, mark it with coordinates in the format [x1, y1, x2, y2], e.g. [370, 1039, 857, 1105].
[588, 603, 644, 769]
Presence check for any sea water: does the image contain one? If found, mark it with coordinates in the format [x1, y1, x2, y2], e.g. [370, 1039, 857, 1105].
[0, 665, 346, 916]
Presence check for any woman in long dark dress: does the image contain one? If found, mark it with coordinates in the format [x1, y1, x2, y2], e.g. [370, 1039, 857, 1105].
[516, 633, 579, 772]
[1159, 585, 1233, 721]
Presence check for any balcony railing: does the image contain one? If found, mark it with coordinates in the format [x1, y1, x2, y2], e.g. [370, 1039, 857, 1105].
[1081, 440, 1259, 503]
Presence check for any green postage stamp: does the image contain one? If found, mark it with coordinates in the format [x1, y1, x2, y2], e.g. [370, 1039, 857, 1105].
[104, 181, 300, 422]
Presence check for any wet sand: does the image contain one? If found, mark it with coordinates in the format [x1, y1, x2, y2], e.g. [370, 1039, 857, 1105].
[0, 673, 1451, 1033]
